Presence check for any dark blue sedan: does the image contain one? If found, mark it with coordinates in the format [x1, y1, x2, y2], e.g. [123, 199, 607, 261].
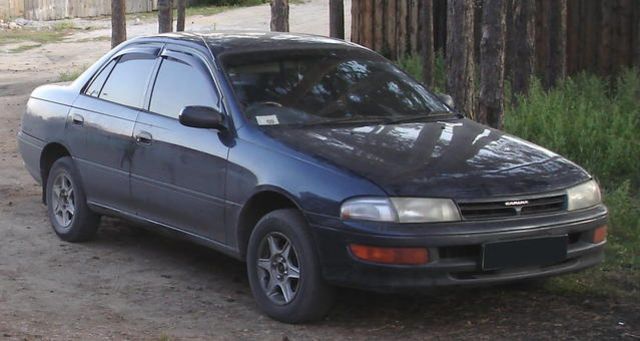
[17, 32, 608, 323]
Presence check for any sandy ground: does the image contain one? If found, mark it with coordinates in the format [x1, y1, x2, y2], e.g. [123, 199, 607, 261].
[1, 1, 639, 340]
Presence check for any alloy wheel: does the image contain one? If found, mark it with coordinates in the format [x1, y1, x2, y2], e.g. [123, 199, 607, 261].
[51, 172, 76, 230]
[256, 232, 301, 305]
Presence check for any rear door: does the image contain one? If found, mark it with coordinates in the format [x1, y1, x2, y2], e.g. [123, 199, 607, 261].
[69, 45, 161, 211]
[130, 44, 229, 242]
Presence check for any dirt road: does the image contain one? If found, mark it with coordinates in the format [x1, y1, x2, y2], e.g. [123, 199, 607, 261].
[1, 1, 639, 339]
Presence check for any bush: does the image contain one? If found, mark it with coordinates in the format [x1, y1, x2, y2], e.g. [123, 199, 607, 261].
[397, 51, 446, 93]
[504, 71, 640, 190]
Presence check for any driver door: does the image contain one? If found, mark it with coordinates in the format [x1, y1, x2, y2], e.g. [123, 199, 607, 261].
[130, 45, 228, 243]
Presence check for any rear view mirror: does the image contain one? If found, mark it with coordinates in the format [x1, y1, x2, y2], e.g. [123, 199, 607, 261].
[437, 93, 455, 108]
[179, 106, 225, 130]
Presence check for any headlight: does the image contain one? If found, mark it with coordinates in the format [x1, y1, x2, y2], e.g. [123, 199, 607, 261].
[567, 180, 602, 211]
[339, 197, 397, 222]
[340, 197, 460, 223]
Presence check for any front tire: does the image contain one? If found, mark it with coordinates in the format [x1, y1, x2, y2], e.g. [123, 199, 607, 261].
[247, 209, 335, 323]
[46, 156, 100, 242]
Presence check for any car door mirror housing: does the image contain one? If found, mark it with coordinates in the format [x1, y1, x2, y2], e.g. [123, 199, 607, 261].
[179, 106, 225, 129]
[437, 93, 455, 109]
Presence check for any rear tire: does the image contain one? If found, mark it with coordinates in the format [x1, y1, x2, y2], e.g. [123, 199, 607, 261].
[46, 156, 100, 242]
[247, 208, 335, 323]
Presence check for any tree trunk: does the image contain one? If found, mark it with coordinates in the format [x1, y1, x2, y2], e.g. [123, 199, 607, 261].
[511, 0, 535, 97]
[504, 0, 514, 80]
[270, 0, 289, 32]
[546, 0, 566, 88]
[329, 0, 344, 39]
[383, 0, 397, 59]
[362, 0, 374, 49]
[396, 0, 408, 58]
[433, 0, 447, 54]
[446, 0, 475, 118]
[373, 0, 384, 51]
[420, 0, 434, 88]
[473, 0, 483, 65]
[176, 0, 187, 32]
[566, 0, 580, 75]
[158, 0, 173, 33]
[111, 0, 126, 48]
[409, 0, 420, 56]
[636, 1, 640, 67]
[618, 0, 632, 70]
[478, 0, 506, 129]
[534, 0, 548, 79]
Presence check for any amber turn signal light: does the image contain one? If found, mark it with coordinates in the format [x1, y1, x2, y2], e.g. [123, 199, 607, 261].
[592, 225, 607, 243]
[349, 244, 429, 265]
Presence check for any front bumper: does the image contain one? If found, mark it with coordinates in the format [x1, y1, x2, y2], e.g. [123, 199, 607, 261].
[309, 205, 607, 292]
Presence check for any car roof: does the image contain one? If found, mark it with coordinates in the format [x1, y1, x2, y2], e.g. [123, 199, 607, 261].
[139, 31, 365, 56]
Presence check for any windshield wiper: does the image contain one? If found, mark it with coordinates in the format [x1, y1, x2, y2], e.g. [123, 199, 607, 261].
[302, 116, 389, 127]
[383, 111, 456, 124]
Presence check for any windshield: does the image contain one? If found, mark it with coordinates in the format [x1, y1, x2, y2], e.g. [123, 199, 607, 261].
[222, 48, 452, 127]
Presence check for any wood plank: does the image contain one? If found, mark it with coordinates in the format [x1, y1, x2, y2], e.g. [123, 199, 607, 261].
[361, 0, 374, 48]
[351, 0, 360, 43]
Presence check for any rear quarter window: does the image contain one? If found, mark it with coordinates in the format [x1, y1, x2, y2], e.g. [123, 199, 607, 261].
[99, 54, 157, 108]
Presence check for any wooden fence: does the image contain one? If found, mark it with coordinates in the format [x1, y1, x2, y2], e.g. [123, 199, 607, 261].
[351, 0, 640, 78]
[1, 0, 158, 21]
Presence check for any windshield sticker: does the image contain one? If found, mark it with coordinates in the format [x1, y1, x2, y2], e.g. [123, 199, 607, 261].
[256, 115, 280, 126]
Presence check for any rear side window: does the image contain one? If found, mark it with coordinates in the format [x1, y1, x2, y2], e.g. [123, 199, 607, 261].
[85, 59, 116, 97]
[99, 54, 157, 108]
[149, 57, 220, 118]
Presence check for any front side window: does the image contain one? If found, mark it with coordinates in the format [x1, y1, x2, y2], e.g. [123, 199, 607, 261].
[222, 49, 451, 127]
[149, 57, 220, 118]
[99, 54, 157, 108]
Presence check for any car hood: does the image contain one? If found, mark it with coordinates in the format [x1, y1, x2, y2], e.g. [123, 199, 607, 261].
[265, 119, 590, 199]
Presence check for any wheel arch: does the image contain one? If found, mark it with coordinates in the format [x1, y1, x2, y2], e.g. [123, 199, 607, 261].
[40, 142, 72, 204]
[236, 187, 304, 259]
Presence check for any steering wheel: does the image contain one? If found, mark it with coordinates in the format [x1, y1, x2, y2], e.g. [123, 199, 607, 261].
[245, 101, 284, 120]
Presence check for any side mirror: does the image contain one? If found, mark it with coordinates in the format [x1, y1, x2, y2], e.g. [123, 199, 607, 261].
[179, 106, 225, 130]
[437, 93, 455, 108]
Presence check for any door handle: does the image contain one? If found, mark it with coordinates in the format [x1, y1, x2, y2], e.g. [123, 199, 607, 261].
[71, 114, 84, 125]
[135, 131, 153, 145]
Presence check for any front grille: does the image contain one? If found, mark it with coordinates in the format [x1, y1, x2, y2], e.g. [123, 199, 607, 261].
[457, 194, 567, 220]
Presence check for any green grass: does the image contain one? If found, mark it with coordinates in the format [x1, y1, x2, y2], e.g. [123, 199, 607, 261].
[0, 19, 83, 47]
[505, 71, 640, 300]
[8, 43, 42, 53]
[73, 36, 111, 43]
[127, 5, 230, 21]
[397, 56, 640, 300]
[0, 30, 68, 46]
[57, 65, 88, 82]
[51, 20, 76, 31]
[185, 5, 233, 17]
